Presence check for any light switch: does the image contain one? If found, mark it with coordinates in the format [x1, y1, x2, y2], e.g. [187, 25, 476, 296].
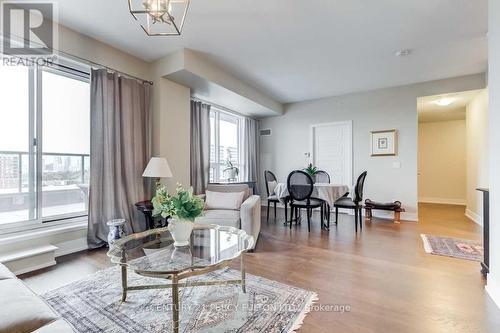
[392, 161, 401, 169]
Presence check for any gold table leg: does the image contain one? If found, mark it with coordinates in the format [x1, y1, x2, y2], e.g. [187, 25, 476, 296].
[241, 253, 246, 293]
[121, 266, 127, 302]
[171, 274, 180, 333]
[120, 250, 127, 302]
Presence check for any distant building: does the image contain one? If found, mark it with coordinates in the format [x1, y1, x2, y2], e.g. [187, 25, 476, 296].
[0, 155, 19, 189]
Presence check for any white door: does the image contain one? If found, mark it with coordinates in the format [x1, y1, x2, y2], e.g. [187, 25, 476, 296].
[311, 121, 353, 186]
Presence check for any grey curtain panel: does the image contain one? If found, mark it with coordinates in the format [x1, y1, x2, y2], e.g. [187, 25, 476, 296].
[242, 117, 260, 194]
[190, 101, 211, 194]
[88, 69, 152, 248]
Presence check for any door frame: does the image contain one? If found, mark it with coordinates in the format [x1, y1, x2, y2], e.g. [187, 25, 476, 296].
[310, 120, 353, 186]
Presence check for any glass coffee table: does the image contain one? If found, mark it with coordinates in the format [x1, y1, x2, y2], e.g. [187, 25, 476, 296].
[107, 224, 254, 333]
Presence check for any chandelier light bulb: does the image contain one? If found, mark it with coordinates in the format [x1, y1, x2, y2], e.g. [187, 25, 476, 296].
[129, 0, 190, 36]
[143, 0, 172, 22]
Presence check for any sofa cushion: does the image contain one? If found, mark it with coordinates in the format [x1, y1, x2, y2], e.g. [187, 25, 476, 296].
[205, 191, 245, 210]
[205, 184, 251, 201]
[0, 279, 59, 333]
[0, 263, 16, 280]
[32, 319, 75, 333]
[195, 210, 240, 228]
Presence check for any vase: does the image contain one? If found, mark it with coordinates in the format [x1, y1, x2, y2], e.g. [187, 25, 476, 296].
[225, 168, 238, 181]
[168, 218, 194, 247]
[107, 219, 126, 245]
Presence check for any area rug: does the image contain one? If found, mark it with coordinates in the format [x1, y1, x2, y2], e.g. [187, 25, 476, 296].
[42, 266, 317, 333]
[420, 234, 483, 261]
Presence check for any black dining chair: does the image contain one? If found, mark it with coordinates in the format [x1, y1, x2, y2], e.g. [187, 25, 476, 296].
[314, 170, 331, 184]
[287, 170, 325, 232]
[333, 171, 368, 232]
[264, 170, 280, 223]
[314, 170, 331, 226]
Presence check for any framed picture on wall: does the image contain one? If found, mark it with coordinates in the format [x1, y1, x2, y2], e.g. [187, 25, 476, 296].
[371, 129, 397, 156]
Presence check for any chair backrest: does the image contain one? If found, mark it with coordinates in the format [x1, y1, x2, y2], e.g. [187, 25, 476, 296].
[354, 171, 368, 203]
[287, 170, 314, 201]
[314, 170, 330, 183]
[264, 170, 277, 196]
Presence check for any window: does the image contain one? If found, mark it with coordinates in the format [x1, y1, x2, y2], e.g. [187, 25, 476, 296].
[0, 61, 90, 226]
[209, 109, 242, 182]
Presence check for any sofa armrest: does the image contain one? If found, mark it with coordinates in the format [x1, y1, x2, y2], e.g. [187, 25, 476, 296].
[240, 195, 261, 249]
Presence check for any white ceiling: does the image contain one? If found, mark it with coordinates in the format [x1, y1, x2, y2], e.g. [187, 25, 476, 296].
[417, 89, 483, 122]
[52, 0, 488, 103]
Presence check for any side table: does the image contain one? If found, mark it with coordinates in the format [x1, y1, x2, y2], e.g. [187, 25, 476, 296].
[135, 200, 168, 229]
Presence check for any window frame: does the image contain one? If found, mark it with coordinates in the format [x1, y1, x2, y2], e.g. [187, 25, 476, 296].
[209, 107, 243, 183]
[0, 59, 91, 232]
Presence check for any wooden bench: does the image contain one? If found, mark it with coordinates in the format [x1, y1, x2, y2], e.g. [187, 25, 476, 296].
[364, 199, 405, 223]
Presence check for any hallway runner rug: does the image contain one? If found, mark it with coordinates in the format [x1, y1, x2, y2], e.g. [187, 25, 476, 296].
[42, 266, 317, 333]
[421, 234, 483, 261]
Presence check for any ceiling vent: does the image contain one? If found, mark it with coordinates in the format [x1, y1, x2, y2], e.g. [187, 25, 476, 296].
[259, 129, 272, 136]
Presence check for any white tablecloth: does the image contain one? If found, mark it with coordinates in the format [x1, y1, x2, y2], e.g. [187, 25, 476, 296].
[273, 182, 350, 207]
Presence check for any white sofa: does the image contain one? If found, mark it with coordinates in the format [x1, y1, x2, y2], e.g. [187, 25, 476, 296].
[0, 263, 76, 333]
[195, 184, 261, 248]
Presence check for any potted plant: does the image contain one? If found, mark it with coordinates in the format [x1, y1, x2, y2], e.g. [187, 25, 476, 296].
[223, 159, 239, 181]
[151, 184, 204, 246]
[304, 163, 319, 179]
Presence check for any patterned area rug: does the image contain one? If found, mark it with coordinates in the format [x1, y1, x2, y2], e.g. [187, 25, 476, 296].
[421, 234, 483, 261]
[42, 266, 317, 333]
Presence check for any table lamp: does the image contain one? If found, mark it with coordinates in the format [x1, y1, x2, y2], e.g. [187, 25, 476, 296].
[142, 157, 173, 188]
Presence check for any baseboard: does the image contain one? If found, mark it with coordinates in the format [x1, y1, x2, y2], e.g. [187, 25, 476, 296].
[54, 237, 89, 257]
[418, 197, 466, 205]
[262, 200, 418, 222]
[345, 209, 418, 222]
[0, 245, 58, 275]
[465, 209, 483, 226]
[10, 261, 57, 275]
[486, 275, 500, 311]
[0, 231, 88, 275]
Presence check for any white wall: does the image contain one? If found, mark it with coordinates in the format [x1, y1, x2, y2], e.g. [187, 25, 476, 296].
[150, 76, 191, 193]
[259, 74, 486, 221]
[486, 0, 500, 309]
[150, 57, 192, 193]
[465, 90, 489, 224]
[418, 120, 466, 205]
[57, 24, 152, 81]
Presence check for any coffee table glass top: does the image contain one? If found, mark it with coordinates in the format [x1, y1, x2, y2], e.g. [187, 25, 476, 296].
[107, 224, 254, 275]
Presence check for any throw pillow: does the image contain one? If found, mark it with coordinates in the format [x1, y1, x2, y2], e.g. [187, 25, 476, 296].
[205, 191, 245, 210]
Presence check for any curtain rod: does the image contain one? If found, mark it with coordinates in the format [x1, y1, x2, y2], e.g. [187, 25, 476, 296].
[190, 97, 253, 119]
[57, 49, 154, 85]
[1, 33, 153, 85]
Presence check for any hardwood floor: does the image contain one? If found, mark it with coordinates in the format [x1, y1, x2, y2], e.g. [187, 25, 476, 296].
[21, 203, 500, 332]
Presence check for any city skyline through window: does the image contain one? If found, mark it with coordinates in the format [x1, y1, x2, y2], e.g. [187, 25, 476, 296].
[0, 62, 90, 225]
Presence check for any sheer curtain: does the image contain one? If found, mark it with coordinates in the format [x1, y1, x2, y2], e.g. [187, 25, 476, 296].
[242, 117, 260, 194]
[190, 101, 211, 194]
[88, 69, 151, 247]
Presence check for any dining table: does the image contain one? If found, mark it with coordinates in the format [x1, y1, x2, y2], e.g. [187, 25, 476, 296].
[273, 182, 350, 208]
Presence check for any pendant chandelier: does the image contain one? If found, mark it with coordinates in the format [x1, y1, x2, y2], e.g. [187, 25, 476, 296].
[128, 0, 190, 36]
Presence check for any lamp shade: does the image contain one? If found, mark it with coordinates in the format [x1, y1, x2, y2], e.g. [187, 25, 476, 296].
[142, 157, 173, 178]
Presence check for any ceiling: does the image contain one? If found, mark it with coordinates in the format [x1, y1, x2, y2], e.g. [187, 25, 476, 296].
[417, 89, 483, 122]
[52, 0, 488, 103]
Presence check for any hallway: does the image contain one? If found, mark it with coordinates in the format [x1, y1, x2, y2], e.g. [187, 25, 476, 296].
[418, 203, 482, 240]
